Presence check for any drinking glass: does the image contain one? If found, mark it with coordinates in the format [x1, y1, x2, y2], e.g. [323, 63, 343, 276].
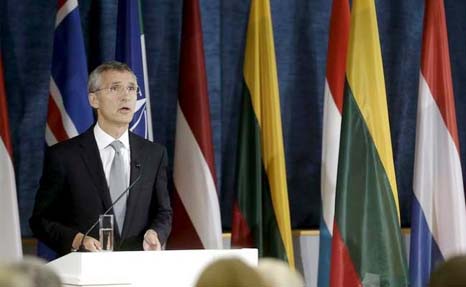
[99, 214, 114, 251]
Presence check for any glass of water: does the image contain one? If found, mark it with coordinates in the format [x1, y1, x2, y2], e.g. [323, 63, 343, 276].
[99, 214, 114, 251]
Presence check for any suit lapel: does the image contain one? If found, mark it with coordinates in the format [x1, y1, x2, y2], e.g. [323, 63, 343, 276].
[78, 128, 113, 213]
[121, 132, 145, 238]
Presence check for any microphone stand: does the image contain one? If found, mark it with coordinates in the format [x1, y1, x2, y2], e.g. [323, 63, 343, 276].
[78, 164, 143, 251]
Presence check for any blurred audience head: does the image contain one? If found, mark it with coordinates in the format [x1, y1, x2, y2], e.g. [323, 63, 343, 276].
[257, 258, 304, 287]
[429, 255, 466, 287]
[0, 256, 61, 287]
[195, 258, 267, 287]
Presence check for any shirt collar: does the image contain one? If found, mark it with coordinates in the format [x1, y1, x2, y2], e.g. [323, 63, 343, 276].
[93, 123, 130, 151]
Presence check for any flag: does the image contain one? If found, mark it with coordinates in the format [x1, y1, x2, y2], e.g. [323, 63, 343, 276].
[231, 0, 294, 267]
[0, 53, 23, 263]
[329, 0, 408, 286]
[115, 0, 153, 140]
[46, 0, 93, 145]
[42, 0, 93, 260]
[168, 0, 222, 249]
[409, 0, 466, 285]
[318, 0, 350, 286]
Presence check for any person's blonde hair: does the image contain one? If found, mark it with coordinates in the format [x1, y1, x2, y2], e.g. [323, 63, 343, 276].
[0, 256, 61, 287]
[195, 258, 267, 287]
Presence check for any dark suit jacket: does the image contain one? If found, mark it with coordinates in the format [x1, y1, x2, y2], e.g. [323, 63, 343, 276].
[30, 128, 172, 256]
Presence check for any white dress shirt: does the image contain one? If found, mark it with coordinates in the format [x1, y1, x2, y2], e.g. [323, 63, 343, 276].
[93, 123, 131, 188]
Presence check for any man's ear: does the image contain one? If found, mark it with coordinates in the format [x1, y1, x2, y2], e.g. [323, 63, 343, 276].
[89, 92, 99, 109]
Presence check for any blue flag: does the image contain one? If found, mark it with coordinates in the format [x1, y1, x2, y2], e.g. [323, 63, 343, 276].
[116, 0, 153, 140]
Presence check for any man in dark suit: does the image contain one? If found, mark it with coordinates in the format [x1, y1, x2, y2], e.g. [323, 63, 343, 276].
[30, 61, 172, 256]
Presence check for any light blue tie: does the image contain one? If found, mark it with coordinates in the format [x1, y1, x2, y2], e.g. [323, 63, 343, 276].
[109, 140, 127, 234]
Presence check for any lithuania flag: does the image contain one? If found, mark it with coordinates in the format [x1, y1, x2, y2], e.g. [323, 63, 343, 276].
[231, 0, 295, 267]
[329, 0, 408, 286]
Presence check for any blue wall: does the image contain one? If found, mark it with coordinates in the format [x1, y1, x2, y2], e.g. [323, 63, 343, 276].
[2, 0, 466, 236]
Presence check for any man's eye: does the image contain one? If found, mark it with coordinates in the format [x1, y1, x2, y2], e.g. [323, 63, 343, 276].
[128, 87, 137, 92]
[110, 86, 120, 92]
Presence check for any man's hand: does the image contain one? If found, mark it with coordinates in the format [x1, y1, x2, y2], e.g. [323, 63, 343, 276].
[72, 232, 102, 252]
[143, 229, 161, 251]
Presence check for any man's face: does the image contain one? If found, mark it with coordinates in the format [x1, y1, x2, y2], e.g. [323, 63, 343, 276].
[89, 70, 138, 129]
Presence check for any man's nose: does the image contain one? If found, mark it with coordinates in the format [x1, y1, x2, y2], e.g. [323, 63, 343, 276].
[120, 88, 131, 99]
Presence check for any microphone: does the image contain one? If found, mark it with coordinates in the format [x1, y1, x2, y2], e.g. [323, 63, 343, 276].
[78, 162, 143, 252]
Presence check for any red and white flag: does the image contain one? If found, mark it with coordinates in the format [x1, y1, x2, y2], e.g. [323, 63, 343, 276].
[0, 53, 22, 262]
[168, 0, 222, 249]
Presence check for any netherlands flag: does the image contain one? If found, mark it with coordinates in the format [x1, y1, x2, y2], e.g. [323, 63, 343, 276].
[318, 0, 349, 286]
[410, 0, 466, 286]
[115, 0, 153, 140]
[46, 0, 93, 145]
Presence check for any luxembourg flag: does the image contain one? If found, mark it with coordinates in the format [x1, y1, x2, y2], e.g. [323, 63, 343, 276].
[46, 0, 93, 145]
[410, 0, 466, 286]
[318, 0, 349, 286]
[115, 0, 153, 140]
[0, 53, 23, 263]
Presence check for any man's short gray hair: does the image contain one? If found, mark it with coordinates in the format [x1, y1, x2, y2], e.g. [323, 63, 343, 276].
[88, 61, 137, 92]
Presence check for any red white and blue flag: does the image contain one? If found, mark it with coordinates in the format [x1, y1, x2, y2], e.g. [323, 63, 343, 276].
[46, 0, 93, 145]
[0, 52, 23, 263]
[41, 0, 93, 260]
[318, 0, 349, 286]
[115, 0, 153, 140]
[410, 0, 466, 286]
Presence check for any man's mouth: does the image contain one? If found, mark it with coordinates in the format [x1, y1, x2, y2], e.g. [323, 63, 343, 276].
[119, 107, 131, 112]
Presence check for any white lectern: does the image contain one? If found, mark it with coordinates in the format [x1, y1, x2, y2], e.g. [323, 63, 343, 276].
[47, 249, 258, 287]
